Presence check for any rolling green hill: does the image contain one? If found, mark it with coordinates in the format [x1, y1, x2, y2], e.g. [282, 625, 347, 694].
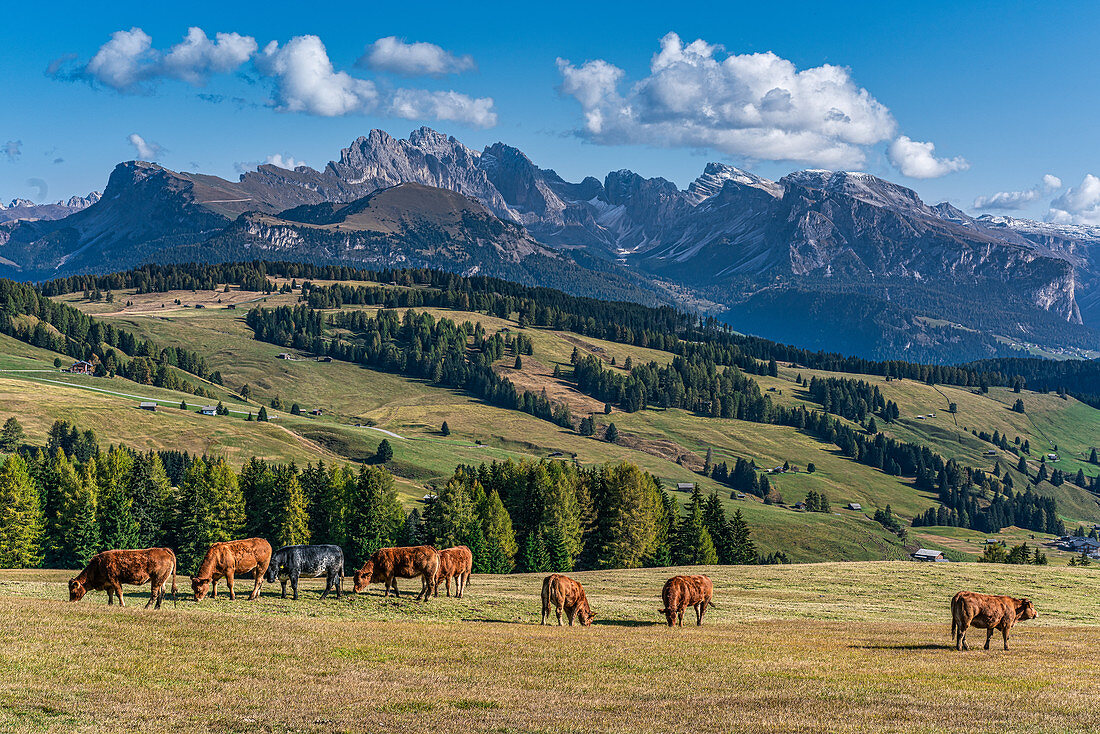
[2, 271, 1092, 563]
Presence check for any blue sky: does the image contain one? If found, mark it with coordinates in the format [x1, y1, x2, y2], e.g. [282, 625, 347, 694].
[2, 0, 1098, 223]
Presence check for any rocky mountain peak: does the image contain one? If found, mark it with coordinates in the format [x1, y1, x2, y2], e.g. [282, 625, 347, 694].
[687, 163, 782, 203]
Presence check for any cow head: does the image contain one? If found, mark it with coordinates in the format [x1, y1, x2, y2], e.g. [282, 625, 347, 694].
[191, 577, 211, 601]
[264, 563, 282, 584]
[579, 604, 595, 627]
[68, 578, 86, 602]
[1018, 599, 1038, 621]
[352, 561, 374, 593]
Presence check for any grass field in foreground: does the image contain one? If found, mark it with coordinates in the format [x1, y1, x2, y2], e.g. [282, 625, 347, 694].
[2, 562, 1100, 733]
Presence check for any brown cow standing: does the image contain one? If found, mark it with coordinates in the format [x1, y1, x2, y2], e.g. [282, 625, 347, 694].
[353, 545, 440, 601]
[434, 545, 473, 598]
[660, 574, 713, 627]
[191, 538, 272, 601]
[541, 574, 595, 626]
[69, 548, 177, 609]
[952, 591, 1037, 651]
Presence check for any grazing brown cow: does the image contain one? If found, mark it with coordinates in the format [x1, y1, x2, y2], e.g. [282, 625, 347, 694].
[434, 545, 473, 598]
[660, 574, 714, 627]
[952, 591, 1037, 651]
[69, 548, 177, 609]
[541, 574, 594, 627]
[191, 538, 272, 601]
[353, 545, 440, 601]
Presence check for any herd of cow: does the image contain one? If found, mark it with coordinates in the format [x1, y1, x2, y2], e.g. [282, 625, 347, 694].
[65, 539, 1040, 648]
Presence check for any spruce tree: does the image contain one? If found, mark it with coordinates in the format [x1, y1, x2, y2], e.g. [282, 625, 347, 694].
[56, 459, 101, 568]
[441, 421, 450, 436]
[605, 423, 619, 443]
[728, 509, 757, 564]
[375, 439, 393, 464]
[1091, 448, 1099, 465]
[273, 463, 310, 547]
[126, 451, 172, 548]
[257, 406, 269, 422]
[672, 487, 718, 565]
[174, 458, 218, 573]
[0, 455, 44, 568]
[96, 448, 140, 550]
[479, 489, 516, 573]
[0, 417, 25, 452]
[345, 466, 404, 567]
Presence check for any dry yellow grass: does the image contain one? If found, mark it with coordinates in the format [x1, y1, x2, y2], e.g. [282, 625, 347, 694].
[1, 562, 1098, 733]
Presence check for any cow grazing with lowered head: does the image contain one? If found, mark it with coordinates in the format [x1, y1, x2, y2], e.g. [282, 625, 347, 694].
[353, 545, 439, 601]
[952, 591, 1037, 651]
[434, 545, 473, 598]
[541, 573, 594, 626]
[660, 574, 713, 627]
[265, 544, 345, 600]
[69, 548, 177, 609]
[191, 538, 272, 601]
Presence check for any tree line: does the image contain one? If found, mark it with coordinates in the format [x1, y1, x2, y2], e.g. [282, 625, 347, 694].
[0, 419, 777, 573]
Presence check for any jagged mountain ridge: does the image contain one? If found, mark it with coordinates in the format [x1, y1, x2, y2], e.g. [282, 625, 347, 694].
[0, 192, 101, 224]
[1, 126, 1098, 360]
[229, 129, 1094, 333]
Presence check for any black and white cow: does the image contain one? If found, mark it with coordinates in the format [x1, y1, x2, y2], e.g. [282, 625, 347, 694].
[265, 544, 344, 600]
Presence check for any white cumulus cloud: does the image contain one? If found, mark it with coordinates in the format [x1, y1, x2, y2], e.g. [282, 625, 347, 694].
[361, 37, 475, 76]
[1048, 174, 1100, 225]
[84, 27, 157, 91]
[55, 28, 497, 127]
[128, 133, 163, 160]
[556, 32, 898, 168]
[887, 135, 968, 179]
[256, 35, 379, 116]
[389, 89, 497, 128]
[67, 27, 257, 92]
[160, 28, 257, 84]
[973, 174, 1063, 211]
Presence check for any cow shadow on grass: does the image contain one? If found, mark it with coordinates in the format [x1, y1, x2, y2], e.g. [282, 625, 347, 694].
[853, 643, 954, 651]
[593, 619, 660, 628]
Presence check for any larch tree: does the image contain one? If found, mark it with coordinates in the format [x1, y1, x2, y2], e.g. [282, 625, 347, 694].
[0, 455, 45, 568]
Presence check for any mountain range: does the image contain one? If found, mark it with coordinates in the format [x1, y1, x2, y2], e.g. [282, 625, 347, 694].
[2, 126, 1098, 363]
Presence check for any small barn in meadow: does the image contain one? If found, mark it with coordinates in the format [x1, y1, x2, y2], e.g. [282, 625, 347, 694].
[200, 406, 217, 416]
[847, 503, 862, 511]
[68, 360, 94, 374]
[139, 402, 157, 411]
[912, 548, 946, 562]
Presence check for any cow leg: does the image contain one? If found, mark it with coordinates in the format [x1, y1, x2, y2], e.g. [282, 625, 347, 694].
[280, 579, 288, 599]
[695, 603, 704, 626]
[678, 609, 685, 627]
[226, 572, 236, 601]
[321, 572, 331, 600]
[984, 628, 994, 651]
[146, 581, 158, 609]
[113, 581, 126, 607]
[249, 569, 263, 601]
[107, 588, 115, 605]
[334, 571, 343, 599]
[291, 573, 299, 601]
[1002, 628, 1010, 651]
[956, 623, 967, 651]
[556, 607, 563, 626]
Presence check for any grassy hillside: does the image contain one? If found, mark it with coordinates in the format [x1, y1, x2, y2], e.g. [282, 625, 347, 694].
[2, 562, 1100, 733]
[15, 283, 1097, 561]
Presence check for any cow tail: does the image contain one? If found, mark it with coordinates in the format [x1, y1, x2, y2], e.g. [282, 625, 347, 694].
[171, 552, 178, 607]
